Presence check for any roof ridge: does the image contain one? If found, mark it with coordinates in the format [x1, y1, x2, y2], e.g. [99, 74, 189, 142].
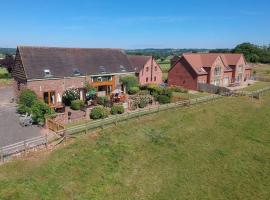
[17, 46, 124, 51]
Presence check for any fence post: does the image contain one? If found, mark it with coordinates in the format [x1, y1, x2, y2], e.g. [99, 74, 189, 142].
[45, 134, 48, 149]
[24, 141, 27, 155]
[0, 148, 3, 163]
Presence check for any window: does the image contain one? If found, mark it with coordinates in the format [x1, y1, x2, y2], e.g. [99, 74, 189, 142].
[214, 66, 221, 76]
[73, 68, 81, 76]
[155, 66, 157, 71]
[154, 76, 156, 81]
[43, 91, 55, 105]
[238, 65, 243, 73]
[44, 69, 52, 77]
[146, 67, 149, 72]
[146, 77, 149, 82]
[92, 76, 112, 82]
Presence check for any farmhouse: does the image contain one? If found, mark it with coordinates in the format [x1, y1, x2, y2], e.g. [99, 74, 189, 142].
[128, 55, 163, 85]
[168, 53, 252, 90]
[12, 46, 135, 107]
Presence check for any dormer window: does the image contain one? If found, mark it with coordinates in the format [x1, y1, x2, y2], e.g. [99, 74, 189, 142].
[73, 68, 81, 76]
[99, 66, 106, 74]
[120, 65, 126, 72]
[44, 69, 52, 77]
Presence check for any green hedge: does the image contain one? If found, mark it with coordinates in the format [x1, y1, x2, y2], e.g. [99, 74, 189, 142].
[70, 100, 84, 110]
[157, 95, 171, 104]
[97, 96, 109, 107]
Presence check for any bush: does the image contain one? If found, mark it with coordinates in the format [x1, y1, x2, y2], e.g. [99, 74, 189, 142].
[90, 106, 109, 120]
[130, 101, 138, 110]
[62, 88, 80, 106]
[128, 86, 140, 95]
[111, 104, 125, 115]
[70, 99, 84, 110]
[169, 86, 188, 93]
[31, 100, 54, 125]
[138, 99, 147, 108]
[120, 75, 139, 92]
[97, 96, 109, 107]
[157, 95, 171, 104]
[19, 89, 37, 108]
[17, 104, 32, 114]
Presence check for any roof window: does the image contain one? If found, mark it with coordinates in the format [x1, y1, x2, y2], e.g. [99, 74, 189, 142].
[73, 68, 81, 76]
[44, 69, 52, 77]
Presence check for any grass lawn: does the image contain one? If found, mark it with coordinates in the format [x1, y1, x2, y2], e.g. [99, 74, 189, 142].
[253, 63, 270, 79]
[241, 81, 270, 92]
[171, 91, 210, 102]
[1, 95, 270, 199]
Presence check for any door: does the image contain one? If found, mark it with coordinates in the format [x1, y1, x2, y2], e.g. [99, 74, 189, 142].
[223, 77, 229, 86]
[43, 91, 56, 105]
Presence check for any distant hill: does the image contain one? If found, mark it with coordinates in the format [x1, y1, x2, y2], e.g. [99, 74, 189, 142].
[0, 48, 16, 56]
[125, 48, 211, 59]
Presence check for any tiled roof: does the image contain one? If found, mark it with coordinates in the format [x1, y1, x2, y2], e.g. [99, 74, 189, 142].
[17, 46, 134, 80]
[127, 55, 152, 72]
[181, 53, 244, 75]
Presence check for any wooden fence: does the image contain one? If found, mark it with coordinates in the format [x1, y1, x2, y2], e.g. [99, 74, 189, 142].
[0, 135, 49, 162]
[46, 117, 65, 132]
[64, 95, 223, 135]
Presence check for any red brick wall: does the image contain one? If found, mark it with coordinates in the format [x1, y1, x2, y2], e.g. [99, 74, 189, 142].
[244, 69, 252, 80]
[223, 71, 233, 86]
[25, 76, 88, 100]
[139, 58, 163, 85]
[168, 57, 198, 90]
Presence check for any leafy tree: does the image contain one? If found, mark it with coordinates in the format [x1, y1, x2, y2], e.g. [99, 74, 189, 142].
[31, 100, 54, 125]
[19, 89, 38, 108]
[120, 75, 139, 92]
[62, 88, 80, 106]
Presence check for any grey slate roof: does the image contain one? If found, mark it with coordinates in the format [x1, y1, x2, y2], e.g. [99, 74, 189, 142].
[18, 46, 134, 80]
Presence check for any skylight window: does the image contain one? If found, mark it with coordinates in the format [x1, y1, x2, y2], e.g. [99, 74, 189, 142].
[44, 69, 52, 77]
[99, 66, 106, 74]
[120, 65, 126, 72]
[73, 68, 81, 76]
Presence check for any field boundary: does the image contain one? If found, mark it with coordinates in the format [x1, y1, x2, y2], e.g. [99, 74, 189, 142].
[64, 94, 222, 135]
[0, 135, 52, 162]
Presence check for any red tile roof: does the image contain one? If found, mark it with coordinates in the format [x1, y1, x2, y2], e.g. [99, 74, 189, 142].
[181, 53, 244, 75]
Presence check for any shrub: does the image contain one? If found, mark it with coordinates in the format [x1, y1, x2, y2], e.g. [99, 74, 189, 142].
[169, 86, 188, 93]
[31, 100, 54, 125]
[19, 89, 37, 108]
[97, 96, 109, 107]
[17, 104, 32, 114]
[90, 106, 109, 119]
[62, 88, 80, 106]
[120, 75, 139, 91]
[157, 95, 171, 104]
[128, 86, 140, 95]
[111, 104, 125, 115]
[130, 101, 138, 110]
[70, 99, 84, 110]
[138, 99, 147, 108]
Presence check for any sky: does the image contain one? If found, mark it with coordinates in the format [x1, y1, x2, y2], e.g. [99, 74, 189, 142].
[0, 0, 269, 49]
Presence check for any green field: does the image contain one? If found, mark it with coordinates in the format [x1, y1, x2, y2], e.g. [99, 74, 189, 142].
[1, 94, 270, 199]
[253, 63, 270, 79]
[241, 81, 270, 91]
[157, 60, 171, 81]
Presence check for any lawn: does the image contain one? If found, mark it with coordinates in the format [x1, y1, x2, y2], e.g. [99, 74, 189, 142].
[171, 91, 210, 102]
[253, 63, 270, 79]
[241, 81, 270, 91]
[1, 94, 270, 199]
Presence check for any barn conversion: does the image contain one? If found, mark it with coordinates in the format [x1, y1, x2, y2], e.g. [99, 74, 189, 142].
[168, 53, 252, 90]
[12, 46, 135, 107]
[128, 55, 163, 85]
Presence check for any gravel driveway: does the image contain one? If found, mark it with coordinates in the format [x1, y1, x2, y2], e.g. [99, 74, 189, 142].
[0, 87, 42, 148]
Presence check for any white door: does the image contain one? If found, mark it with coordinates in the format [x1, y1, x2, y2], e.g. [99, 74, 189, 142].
[223, 77, 229, 86]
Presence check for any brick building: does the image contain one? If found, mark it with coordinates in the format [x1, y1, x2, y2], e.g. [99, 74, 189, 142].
[128, 55, 163, 85]
[168, 53, 252, 90]
[12, 46, 135, 107]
